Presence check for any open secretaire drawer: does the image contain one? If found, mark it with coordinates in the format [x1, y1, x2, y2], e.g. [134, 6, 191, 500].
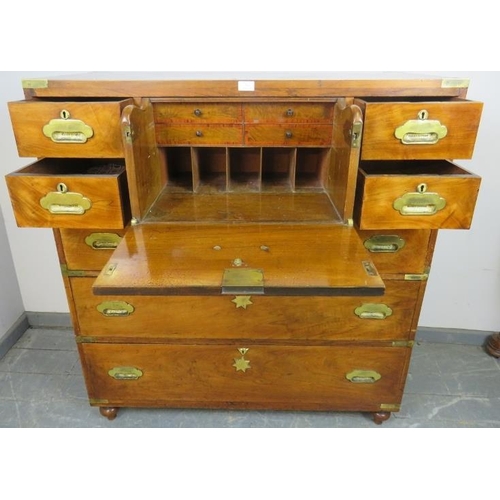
[354, 160, 481, 230]
[5, 159, 130, 229]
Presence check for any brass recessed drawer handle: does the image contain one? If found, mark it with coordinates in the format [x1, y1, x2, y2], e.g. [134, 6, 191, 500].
[97, 301, 135, 317]
[40, 182, 92, 215]
[354, 303, 393, 320]
[393, 183, 446, 216]
[364, 235, 406, 253]
[108, 367, 143, 380]
[84, 233, 122, 250]
[394, 109, 448, 145]
[194, 108, 202, 117]
[346, 370, 382, 384]
[285, 131, 293, 139]
[42, 109, 94, 144]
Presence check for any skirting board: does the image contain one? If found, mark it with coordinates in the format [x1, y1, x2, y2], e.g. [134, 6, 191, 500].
[0, 313, 29, 360]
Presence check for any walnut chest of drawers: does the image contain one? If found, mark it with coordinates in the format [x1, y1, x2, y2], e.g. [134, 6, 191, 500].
[4, 75, 483, 424]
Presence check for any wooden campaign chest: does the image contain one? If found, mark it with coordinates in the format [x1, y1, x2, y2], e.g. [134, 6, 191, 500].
[4, 74, 483, 424]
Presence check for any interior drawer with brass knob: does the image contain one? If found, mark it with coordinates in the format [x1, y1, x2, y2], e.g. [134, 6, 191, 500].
[244, 103, 334, 123]
[245, 124, 332, 146]
[354, 160, 481, 230]
[153, 102, 242, 123]
[355, 99, 483, 160]
[8, 99, 133, 158]
[80, 342, 410, 411]
[5, 159, 130, 229]
[155, 124, 244, 145]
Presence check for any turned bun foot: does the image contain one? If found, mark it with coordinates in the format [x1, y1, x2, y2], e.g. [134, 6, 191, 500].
[485, 333, 500, 358]
[99, 407, 119, 420]
[373, 411, 391, 425]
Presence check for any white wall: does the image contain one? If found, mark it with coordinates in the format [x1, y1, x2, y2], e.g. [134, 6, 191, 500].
[0, 71, 499, 331]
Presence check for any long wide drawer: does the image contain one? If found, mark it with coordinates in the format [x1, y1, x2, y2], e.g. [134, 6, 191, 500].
[5, 159, 130, 229]
[72, 278, 420, 342]
[356, 99, 483, 160]
[8, 99, 132, 158]
[354, 160, 481, 230]
[80, 343, 409, 410]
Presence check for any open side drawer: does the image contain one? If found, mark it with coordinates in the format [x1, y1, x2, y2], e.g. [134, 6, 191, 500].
[92, 223, 385, 297]
[356, 98, 483, 160]
[8, 99, 132, 158]
[354, 160, 481, 230]
[5, 159, 130, 229]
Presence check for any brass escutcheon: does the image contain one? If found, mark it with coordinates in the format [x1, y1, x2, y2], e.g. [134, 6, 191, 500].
[393, 183, 446, 216]
[394, 109, 448, 145]
[40, 183, 92, 215]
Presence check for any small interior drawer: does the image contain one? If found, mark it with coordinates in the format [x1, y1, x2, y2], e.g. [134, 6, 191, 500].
[155, 124, 243, 145]
[244, 103, 334, 123]
[153, 102, 242, 123]
[8, 99, 132, 158]
[354, 160, 481, 230]
[5, 159, 130, 229]
[356, 99, 483, 160]
[245, 124, 332, 146]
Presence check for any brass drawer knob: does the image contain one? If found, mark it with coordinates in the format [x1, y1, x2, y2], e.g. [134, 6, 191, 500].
[393, 183, 446, 216]
[97, 301, 135, 317]
[108, 366, 143, 380]
[394, 109, 448, 145]
[346, 370, 381, 383]
[286, 108, 294, 117]
[285, 130, 293, 139]
[40, 183, 92, 215]
[364, 235, 406, 253]
[354, 303, 393, 320]
[194, 108, 202, 117]
[195, 130, 203, 137]
[42, 109, 94, 144]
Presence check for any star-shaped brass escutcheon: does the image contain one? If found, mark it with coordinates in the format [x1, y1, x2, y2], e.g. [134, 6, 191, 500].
[233, 348, 251, 373]
[232, 295, 253, 309]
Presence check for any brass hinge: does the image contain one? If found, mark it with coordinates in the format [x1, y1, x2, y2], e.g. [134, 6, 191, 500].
[391, 340, 415, 348]
[404, 267, 430, 281]
[22, 78, 49, 89]
[60, 264, 86, 277]
[75, 336, 97, 344]
[380, 403, 401, 411]
[350, 121, 362, 148]
[124, 124, 135, 144]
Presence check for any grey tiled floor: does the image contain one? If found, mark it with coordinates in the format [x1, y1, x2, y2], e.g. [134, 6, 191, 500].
[1, 328, 499, 427]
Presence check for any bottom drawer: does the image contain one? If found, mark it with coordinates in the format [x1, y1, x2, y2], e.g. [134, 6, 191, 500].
[81, 343, 410, 411]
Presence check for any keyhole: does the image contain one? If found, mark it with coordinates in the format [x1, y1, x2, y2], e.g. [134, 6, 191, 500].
[57, 182, 68, 193]
[60, 110, 70, 120]
[417, 183, 427, 193]
[418, 110, 428, 120]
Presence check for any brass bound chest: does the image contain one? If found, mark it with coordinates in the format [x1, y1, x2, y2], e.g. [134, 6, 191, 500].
[4, 75, 483, 424]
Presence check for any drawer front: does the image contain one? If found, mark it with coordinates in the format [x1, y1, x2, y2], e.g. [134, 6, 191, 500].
[81, 343, 409, 410]
[354, 162, 481, 230]
[155, 124, 243, 145]
[154, 103, 242, 123]
[357, 229, 432, 276]
[245, 124, 332, 146]
[359, 100, 483, 160]
[73, 278, 420, 341]
[8, 100, 131, 158]
[244, 103, 334, 123]
[5, 160, 129, 229]
[60, 229, 126, 270]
